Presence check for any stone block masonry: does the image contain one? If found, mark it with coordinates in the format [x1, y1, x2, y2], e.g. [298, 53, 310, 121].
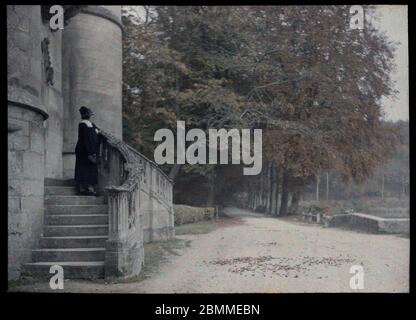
[8, 5, 174, 281]
[324, 212, 410, 234]
[62, 5, 122, 179]
[8, 103, 46, 280]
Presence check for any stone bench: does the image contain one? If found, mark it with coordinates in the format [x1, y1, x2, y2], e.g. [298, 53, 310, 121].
[324, 213, 409, 234]
[302, 211, 322, 223]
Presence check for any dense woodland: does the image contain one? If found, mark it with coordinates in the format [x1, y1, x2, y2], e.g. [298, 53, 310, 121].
[121, 6, 406, 215]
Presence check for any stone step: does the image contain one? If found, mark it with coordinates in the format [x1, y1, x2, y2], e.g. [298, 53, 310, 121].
[45, 204, 108, 215]
[45, 195, 106, 205]
[44, 225, 108, 237]
[45, 186, 77, 196]
[40, 236, 108, 248]
[45, 214, 108, 226]
[45, 178, 76, 187]
[22, 261, 104, 279]
[32, 248, 106, 262]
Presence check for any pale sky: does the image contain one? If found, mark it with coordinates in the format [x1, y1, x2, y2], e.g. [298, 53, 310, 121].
[373, 5, 409, 121]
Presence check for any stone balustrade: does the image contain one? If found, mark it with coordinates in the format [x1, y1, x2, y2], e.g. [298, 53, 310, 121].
[98, 131, 174, 278]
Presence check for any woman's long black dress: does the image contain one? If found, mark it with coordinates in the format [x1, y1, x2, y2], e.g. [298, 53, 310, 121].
[74, 120, 100, 187]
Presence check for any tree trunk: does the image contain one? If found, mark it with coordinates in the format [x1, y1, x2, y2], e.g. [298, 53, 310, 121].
[315, 173, 320, 201]
[261, 165, 266, 212]
[257, 175, 262, 212]
[258, 167, 268, 213]
[326, 172, 329, 200]
[206, 182, 215, 207]
[206, 172, 215, 207]
[270, 166, 277, 215]
[289, 190, 301, 215]
[250, 183, 255, 210]
[249, 194, 253, 209]
[266, 163, 272, 214]
[274, 167, 280, 215]
[262, 166, 268, 211]
[256, 189, 261, 211]
[381, 172, 385, 199]
[247, 182, 252, 209]
[279, 170, 290, 216]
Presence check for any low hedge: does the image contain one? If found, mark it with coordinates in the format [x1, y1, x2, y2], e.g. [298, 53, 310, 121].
[174, 205, 216, 226]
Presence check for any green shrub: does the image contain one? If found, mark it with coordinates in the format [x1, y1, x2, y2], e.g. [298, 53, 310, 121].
[174, 205, 215, 226]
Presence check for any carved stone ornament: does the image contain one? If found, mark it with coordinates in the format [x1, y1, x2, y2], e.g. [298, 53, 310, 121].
[41, 38, 53, 86]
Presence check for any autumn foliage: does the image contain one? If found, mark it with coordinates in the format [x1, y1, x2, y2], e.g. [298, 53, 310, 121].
[122, 6, 401, 214]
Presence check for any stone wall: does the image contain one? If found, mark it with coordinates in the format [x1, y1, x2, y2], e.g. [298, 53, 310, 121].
[325, 213, 410, 234]
[98, 133, 173, 278]
[7, 5, 172, 281]
[105, 187, 145, 279]
[8, 104, 46, 280]
[62, 5, 122, 179]
[136, 153, 175, 243]
[42, 29, 64, 179]
[7, 5, 49, 280]
[7, 6, 44, 112]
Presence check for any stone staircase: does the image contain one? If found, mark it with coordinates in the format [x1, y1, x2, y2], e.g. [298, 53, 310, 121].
[22, 179, 108, 279]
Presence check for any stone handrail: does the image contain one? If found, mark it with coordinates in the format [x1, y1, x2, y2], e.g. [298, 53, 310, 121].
[97, 131, 145, 278]
[97, 130, 174, 278]
[99, 131, 142, 192]
[124, 143, 173, 207]
[98, 131, 140, 237]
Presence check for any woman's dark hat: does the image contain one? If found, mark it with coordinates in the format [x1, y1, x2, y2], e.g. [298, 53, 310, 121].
[79, 106, 94, 116]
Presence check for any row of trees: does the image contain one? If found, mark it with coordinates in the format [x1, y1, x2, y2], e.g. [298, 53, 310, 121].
[248, 120, 408, 216]
[333, 120, 409, 199]
[122, 6, 402, 214]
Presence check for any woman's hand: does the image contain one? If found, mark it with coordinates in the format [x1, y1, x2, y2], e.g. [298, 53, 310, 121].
[88, 154, 97, 164]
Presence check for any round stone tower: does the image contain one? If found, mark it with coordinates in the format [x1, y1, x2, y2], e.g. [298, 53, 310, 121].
[62, 5, 123, 178]
[8, 5, 49, 280]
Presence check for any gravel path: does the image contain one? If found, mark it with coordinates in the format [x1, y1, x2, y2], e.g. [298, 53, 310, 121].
[10, 207, 409, 293]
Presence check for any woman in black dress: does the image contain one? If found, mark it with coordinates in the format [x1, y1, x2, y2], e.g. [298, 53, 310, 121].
[74, 106, 100, 195]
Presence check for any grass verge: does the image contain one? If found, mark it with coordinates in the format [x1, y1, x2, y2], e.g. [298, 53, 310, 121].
[175, 219, 219, 235]
[108, 238, 191, 284]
